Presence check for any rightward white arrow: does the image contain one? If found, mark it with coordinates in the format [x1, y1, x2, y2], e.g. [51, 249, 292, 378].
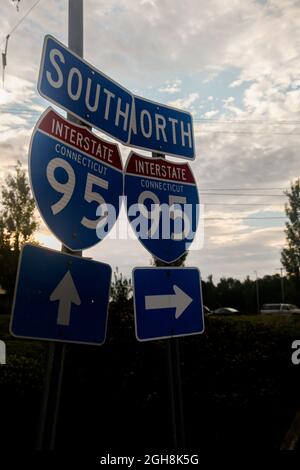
[50, 271, 81, 326]
[145, 285, 193, 319]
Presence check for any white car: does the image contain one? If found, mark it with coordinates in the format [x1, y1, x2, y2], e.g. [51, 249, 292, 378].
[260, 303, 300, 315]
[213, 307, 240, 315]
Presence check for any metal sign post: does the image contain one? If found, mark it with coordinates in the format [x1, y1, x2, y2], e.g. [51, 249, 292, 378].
[153, 149, 186, 449]
[37, 0, 84, 450]
[167, 337, 186, 450]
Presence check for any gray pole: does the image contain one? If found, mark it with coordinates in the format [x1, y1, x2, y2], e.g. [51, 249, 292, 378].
[37, 0, 84, 450]
[152, 151, 185, 449]
[68, 0, 83, 60]
[280, 268, 285, 303]
[276, 268, 285, 303]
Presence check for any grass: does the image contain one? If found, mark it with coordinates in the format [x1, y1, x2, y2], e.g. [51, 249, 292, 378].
[1, 311, 300, 449]
[0, 314, 47, 359]
[209, 312, 300, 335]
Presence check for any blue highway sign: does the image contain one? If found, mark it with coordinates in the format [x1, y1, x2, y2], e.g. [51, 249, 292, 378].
[130, 95, 195, 160]
[10, 244, 112, 345]
[38, 35, 195, 159]
[29, 107, 123, 251]
[38, 35, 133, 145]
[133, 267, 204, 341]
[124, 152, 199, 263]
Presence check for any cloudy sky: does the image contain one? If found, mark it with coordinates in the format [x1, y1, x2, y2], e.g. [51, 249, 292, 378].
[1, 0, 299, 283]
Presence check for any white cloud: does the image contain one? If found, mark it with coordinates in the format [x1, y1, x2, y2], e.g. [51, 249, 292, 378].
[168, 92, 199, 110]
[0, 0, 299, 281]
[158, 79, 182, 94]
[204, 110, 219, 118]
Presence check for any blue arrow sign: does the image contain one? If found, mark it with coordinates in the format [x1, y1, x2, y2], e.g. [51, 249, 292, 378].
[29, 107, 123, 251]
[38, 35, 195, 160]
[10, 244, 112, 345]
[133, 267, 204, 341]
[124, 152, 199, 263]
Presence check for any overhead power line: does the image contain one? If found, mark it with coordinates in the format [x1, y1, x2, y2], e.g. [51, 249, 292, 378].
[204, 216, 286, 220]
[201, 193, 285, 196]
[204, 203, 284, 206]
[195, 118, 300, 124]
[200, 130, 300, 135]
[0, 0, 42, 48]
[200, 187, 286, 190]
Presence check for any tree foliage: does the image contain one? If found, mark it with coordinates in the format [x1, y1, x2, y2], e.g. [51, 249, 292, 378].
[202, 273, 299, 312]
[1, 161, 38, 251]
[0, 161, 38, 296]
[110, 268, 132, 306]
[281, 179, 300, 280]
[152, 251, 188, 267]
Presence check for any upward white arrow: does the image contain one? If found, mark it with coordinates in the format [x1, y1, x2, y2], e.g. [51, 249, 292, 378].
[50, 271, 81, 326]
[145, 285, 193, 319]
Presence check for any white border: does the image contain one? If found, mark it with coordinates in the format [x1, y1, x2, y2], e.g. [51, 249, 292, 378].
[124, 151, 200, 264]
[28, 106, 123, 252]
[132, 266, 205, 342]
[38, 35, 196, 160]
[10, 243, 112, 346]
[37, 34, 133, 146]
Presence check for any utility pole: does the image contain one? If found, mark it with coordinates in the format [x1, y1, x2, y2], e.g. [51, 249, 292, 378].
[254, 270, 260, 314]
[37, 0, 84, 451]
[276, 268, 285, 303]
[152, 153, 185, 450]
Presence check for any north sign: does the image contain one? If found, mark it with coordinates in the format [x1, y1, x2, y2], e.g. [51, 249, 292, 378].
[130, 95, 195, 160]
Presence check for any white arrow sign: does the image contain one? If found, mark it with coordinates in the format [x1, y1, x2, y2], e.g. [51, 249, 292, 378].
[50, 271, 81, 326]
[145, 285, 193, 319]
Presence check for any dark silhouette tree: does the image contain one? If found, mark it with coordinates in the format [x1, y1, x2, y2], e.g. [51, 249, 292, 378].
[281, 179, 300, 283]
[0, 161, 38, 296]
[152, 251, 188, 267]
[1, 160, 38, 252]
[110, 267, 132, 306]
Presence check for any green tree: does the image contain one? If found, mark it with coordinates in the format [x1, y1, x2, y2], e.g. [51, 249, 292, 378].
[152, 251, 188, 267]
[1, 160, 38, 251]
[0, 161, 38, 296]
[281, 179, 300, 281]
[110, 268, 132, 306]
